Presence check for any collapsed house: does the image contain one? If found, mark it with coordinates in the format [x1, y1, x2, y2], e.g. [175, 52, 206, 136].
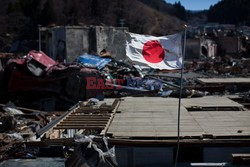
[1, 96, 250, 166]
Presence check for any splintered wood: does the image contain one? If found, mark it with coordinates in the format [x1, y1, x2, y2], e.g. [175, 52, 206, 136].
[46, 99, 120, 139]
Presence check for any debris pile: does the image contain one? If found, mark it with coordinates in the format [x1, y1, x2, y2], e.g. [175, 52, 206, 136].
[1, 48, 250, 112]
[1, 50, 176, 111]
[0, 102, 55, 161]
[2, 50, 104, 110]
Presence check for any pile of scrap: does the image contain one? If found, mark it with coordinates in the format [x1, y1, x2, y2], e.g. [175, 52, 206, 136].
[6, 49, 248, 112]
[77, 53, 165, 97]
[1, 50, 183, 111]
[25, 98, 121, 167]
[1, 49, 250, 109]
[191, 57, 250, 76]
[36, 98, 120, 139]
[0, 102, 56, 161]
[2, 50, 103, 110]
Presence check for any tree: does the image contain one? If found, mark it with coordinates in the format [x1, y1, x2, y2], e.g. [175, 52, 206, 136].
[173, 1, 187, 21]
[208, 0, 250, 26]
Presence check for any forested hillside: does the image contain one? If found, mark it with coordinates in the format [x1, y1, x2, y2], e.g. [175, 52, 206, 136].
[0, 0, 185, 51]
[208, 0, 250, 25]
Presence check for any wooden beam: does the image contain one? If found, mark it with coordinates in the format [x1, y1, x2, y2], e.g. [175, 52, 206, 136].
[67, 115, 110, 117]
[59, 123, 107, 126]
[101, 99, 121, 135]
[66, 117, 109, 121]
[54, 126, 105, 129]
[74, 109, 110, 113]
[61, 121, 108, 124]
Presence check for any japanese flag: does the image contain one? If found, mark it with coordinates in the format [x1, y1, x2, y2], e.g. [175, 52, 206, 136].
[126, 32, 182, 70]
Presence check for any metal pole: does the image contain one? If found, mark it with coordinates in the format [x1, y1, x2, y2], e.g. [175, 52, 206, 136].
[38, 24, 41, 51]
[174, 25, 187, 167]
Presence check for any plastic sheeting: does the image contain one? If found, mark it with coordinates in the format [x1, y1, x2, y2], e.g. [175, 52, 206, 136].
[74, 134, 118, 165]
[78, 54, 112, 70]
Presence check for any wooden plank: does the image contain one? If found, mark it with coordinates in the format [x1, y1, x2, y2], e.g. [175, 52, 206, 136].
[66, 116, 110, 119]
[67, 114, 110, 117]
[101, 99, 121, 135]
[60, 122, 107, 125]
[182, 96, 243, 108]
[62, 118, 109, 121]
[57, 124, 107, 126]
[54, 126, 105, 129]
[197, 77, 250, 84]
[61, 121, 108, 124]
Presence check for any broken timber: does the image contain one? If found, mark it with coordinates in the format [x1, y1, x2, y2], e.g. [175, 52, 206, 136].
[36, 99, 120, 138]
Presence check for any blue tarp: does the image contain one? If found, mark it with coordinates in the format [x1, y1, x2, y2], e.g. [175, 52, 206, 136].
[78, 54, 112, 70]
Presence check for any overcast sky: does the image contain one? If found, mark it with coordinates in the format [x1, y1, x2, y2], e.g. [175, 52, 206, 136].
[166, 0, 221, 10]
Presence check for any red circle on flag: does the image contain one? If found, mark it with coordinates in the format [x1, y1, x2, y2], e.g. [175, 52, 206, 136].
[142, 40, 165, 63]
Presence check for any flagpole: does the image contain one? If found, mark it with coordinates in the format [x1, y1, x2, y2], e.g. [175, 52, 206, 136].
[174, 25, 187, 167]
[38, 25, 41, 51]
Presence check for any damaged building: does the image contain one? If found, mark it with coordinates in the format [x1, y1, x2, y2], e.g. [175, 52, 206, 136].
[216, 36, 242, 57]
[42, 26, 128, 62]
[2, 96, 250, 166]
[185, 37, 217, 60]
[41, 25, 248, 63]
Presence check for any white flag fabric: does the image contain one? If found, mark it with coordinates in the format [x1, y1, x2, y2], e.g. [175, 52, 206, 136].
[126, 32, 182, 70]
